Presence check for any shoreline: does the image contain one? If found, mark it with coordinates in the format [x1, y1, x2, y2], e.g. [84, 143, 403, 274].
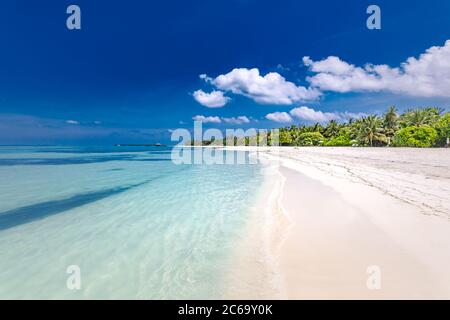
[226, 146, 450, 299]
[224, 155, 291, 299]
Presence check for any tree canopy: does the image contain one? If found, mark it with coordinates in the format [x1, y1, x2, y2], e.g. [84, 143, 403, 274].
[192, 107, 450, 148]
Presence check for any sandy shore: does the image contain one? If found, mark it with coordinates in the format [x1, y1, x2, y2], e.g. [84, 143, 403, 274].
[229, 147, 450, 299]
[273, 147, 450, 299]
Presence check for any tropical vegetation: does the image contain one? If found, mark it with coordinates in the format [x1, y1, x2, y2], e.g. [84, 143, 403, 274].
[275, 107, 449, 148]
[193, 107, 450, 148]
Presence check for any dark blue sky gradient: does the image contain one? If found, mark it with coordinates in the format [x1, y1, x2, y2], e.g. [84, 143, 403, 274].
[0, 0, 449, 144]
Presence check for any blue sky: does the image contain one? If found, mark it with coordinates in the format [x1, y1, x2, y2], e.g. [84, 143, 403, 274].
[0, 0, 449, 144]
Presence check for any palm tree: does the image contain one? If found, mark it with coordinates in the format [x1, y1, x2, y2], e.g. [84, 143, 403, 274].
[298, 125, 308, 134]
[383, 106, 399, 145]
[424, 107, 443, 124]
[384, 106, 399, 130]
[324, 120, 340, 138]
[358, 115, 385, 147]
[312, 123, 325, 134]
[279, 128, 293, 146]
[349, 118, 362, 141]
[402, 108, 435, 127]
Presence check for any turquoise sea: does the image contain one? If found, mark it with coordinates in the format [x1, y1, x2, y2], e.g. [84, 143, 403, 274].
[0, 146, 268, 299]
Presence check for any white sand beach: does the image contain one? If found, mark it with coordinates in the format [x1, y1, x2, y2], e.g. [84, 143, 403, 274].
[229, 147, 450, 299]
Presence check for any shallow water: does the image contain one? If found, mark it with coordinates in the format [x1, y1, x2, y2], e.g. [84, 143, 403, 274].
[0, 146, 265, 299]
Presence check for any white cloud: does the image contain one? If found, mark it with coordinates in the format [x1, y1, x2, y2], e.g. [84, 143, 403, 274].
[289, 106, 338, 123]
[303, 56, 354, 75]
[266, 107, 366, 124]
[193, 40, 450, 111]
[199, 74, 213, 82]
[304, 40, 450, 97]
[66, 120, 79, 125]
[192, 115, 222, 123]
[265, 112, 293, 123]
[192, 115, 252, 125]
[193, 90, 230, 108]
[202, 68, 321, 105]
[222, 116, 250, 124]
[336, 111, 367, 121]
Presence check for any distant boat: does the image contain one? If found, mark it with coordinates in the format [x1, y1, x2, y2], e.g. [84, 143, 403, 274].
[114, 143, 167, 147]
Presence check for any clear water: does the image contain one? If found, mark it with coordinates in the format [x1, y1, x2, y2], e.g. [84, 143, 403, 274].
[0, 146, 265, 299]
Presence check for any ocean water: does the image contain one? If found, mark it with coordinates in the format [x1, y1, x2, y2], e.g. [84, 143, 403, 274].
[0, 146, 267, 299]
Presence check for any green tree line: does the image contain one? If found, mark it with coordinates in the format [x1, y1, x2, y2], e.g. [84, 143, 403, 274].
[192, 107, 450, 148]
[276, 107, 449, 148]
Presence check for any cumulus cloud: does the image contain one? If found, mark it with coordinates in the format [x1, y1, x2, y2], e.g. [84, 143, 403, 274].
[290, 107, 366, 123]
[200, 68, 321, 105]
[222, 116, 251, 124]
[303, 56, 354, 75]
[265, 107, 366, 124]
[192, 115, 252, 125]
[289, 106, 338, 123]
[193, 90, 230, 108]
[193, 40, 450, 111]
[192, 115, 222, 123]
[199, 74, 213, 82]
[265, 112, 293, 123]
[336, 111, 367, 121]
[303, 40, 450, 97]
